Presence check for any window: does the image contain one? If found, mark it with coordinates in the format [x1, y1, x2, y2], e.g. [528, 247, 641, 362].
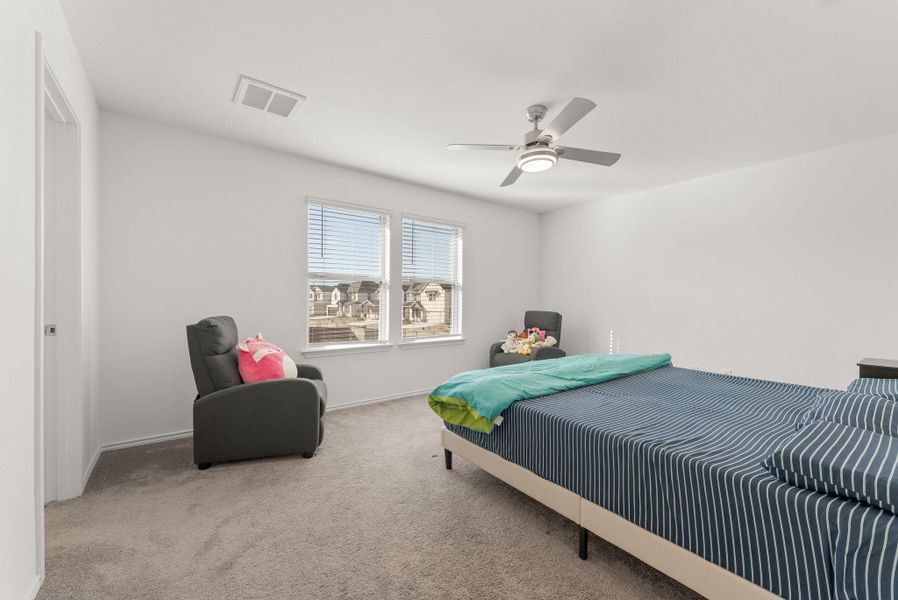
[401, 217, 463, 339]
[307, 200, 389, 346]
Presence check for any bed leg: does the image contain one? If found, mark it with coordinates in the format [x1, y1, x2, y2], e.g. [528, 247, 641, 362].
[444, 448, 452, 470]
[578, 526, 588, 560]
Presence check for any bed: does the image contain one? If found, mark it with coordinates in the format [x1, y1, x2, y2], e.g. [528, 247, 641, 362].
[441, 366, 898, 600]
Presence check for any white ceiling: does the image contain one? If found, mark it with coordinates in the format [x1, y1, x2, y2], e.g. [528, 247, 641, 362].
[60, 0, 898, 212]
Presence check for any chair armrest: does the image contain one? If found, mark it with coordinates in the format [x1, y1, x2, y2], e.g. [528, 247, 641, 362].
[531, 347, 566, 361]
[489, 341, 506, 367]
[194, 378, 322, 412]
[296, 363, 323, 380]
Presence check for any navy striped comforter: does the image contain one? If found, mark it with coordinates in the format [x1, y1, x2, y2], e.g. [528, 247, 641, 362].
[447, 366, 898, 600]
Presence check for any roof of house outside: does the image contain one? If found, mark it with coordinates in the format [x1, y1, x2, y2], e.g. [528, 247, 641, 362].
[347, 280, 380, 294]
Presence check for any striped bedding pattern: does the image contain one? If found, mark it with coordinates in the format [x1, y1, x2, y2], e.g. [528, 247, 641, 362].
[765, 420, 898, 515]
[849, 378, 898, 401]
[798, 390, 898, 437]
[446, 366, 898, 600]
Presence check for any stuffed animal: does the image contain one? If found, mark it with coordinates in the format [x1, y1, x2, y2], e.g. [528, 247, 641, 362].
[528, 327, 546, 342]
[500, 331, 518, 353]
[237, 333, 298, 382]
[498, 328, 558, 355]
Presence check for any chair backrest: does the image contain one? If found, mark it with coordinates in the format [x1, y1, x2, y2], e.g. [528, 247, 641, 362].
[524, 310, 562, 346]
[186, 316, 242, 397]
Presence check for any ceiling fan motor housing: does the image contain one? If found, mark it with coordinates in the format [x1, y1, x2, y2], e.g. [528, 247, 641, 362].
[524, 129, 545, 145]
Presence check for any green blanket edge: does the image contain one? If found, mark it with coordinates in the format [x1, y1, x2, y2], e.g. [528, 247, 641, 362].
[427, 394, 494, 433]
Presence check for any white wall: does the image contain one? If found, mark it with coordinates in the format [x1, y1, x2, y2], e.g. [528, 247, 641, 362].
[540, 132, 898, 390]
[0, 0, 99, 597]
[98, 112, 540, 446]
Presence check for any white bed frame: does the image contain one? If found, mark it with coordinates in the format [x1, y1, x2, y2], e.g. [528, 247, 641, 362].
[442, 428, 780, 600]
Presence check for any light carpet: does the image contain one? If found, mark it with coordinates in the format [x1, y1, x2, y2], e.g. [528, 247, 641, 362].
[40, 395, 699, 600]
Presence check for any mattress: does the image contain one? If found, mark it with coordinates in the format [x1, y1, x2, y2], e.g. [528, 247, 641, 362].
[447, 366, 898, 600]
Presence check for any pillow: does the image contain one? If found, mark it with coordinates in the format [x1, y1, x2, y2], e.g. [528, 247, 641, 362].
[797, 390, 898, 437]
[848, 378, 898, 401]
[237, 334, 298, 383]
[765, 420, 898, 514]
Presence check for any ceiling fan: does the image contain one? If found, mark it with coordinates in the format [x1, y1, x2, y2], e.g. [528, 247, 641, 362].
[447, 97, 621, 187]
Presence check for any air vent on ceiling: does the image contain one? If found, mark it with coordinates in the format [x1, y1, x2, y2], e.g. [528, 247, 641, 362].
[233, 75, 306, 118]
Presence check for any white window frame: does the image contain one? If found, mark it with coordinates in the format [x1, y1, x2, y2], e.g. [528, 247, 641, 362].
[399, 213, 464, 343]
[304, 197, 391, 353]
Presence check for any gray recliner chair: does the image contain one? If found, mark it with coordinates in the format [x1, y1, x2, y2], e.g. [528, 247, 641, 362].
[186, 316, 326, 469]
[490, 310, 566, 367]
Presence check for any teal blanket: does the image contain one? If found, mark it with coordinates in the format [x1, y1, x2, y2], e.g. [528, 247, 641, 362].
[428, 353, 672, 433]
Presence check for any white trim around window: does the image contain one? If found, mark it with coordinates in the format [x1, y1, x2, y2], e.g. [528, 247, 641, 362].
[300, 341, 392, 358]
[400, 214, 464, 342]
[397, 335, 465, 349]
[305, 197, 391, 351]
[302, 200, 466, 353]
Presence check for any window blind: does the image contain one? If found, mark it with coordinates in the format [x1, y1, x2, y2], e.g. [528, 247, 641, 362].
[402, 219, 460, 283]
[308, 202, 387, 279]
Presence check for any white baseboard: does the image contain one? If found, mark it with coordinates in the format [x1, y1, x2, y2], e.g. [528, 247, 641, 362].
[101, 429, 193, 452]
[96, 388, 433, 457]
[81, 445, 102, 491]
[325, 386, 435, 412]
[27, 574, 43, 600]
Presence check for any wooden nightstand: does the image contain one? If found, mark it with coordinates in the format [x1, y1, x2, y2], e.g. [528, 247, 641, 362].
[857, 358, 898, 379]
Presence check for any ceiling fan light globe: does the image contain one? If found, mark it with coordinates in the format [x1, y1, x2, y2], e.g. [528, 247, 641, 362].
[517, 148, 557, 173]
[519, 157, 555, 172]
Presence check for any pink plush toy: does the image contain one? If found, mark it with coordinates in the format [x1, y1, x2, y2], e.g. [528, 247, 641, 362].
[237, 333, 298, 383]
[527, 327, 546, 342]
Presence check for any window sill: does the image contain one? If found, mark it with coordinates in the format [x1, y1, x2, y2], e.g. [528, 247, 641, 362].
[301, 342, 392, 358]
[397, 336, 465, 349]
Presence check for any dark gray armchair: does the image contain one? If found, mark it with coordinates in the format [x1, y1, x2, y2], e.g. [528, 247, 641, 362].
[186, 316, 326, 469]
[490, 310, 566, 367]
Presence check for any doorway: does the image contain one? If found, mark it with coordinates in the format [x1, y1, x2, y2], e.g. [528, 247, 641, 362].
[40, 62, 82, 504]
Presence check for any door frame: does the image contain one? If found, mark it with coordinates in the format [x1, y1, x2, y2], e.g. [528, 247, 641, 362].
[33, 31, 85, 577]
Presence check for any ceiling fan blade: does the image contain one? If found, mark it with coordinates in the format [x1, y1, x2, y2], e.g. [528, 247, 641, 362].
[447, 144, 520, 151]
[500, 166, 523, 187]
[540, 97, 597, 142]
[558, 146, 621, 166]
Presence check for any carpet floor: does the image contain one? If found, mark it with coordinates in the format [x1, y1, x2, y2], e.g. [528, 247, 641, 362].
[40, 396, 699, 600]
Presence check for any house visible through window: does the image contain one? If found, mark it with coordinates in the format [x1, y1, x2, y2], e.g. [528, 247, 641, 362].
[402, 217, 462, 339]
[307, 201, 389, 345]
